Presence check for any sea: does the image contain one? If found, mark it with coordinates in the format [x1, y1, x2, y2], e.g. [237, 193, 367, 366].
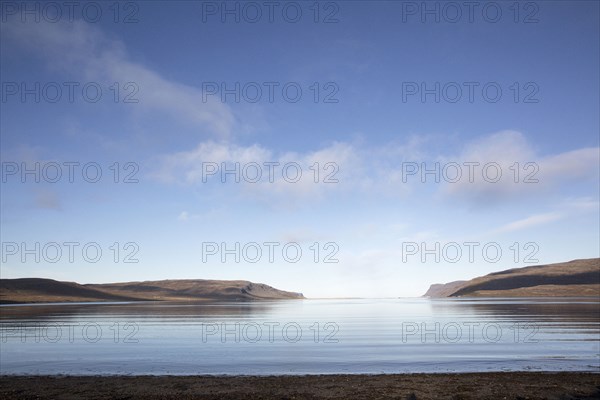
[1, 298, 598, 375]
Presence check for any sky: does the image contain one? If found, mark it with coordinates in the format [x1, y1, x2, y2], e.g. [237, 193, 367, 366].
[1, 0, 599, 297]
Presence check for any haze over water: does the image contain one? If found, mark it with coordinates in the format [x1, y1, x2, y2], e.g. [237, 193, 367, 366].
[1, 298, 598, 375]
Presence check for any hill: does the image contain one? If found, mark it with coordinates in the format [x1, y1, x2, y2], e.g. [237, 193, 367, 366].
[0, 278, 304, 304]
[423, 280, 467, 297]
[423, 258, 600, 297]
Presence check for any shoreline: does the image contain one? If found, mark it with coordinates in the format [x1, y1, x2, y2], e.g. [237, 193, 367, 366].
[2, 372, 599, 399]
[3, 295, 599, 306]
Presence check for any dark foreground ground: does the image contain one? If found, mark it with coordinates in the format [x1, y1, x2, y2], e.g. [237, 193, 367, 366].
[1, 372, 599, 399]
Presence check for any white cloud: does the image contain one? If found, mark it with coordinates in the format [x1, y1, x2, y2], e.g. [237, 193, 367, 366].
[177, 211, 190, 221]
[1, 20, 235, 138]
[151, 136, 435, 206]
[489, 196, 599, 235]
[152, 130, 599, 208]
[440, 130, 599, 203]
[152, 140, 366, 203]
[278, 229, 324, 244]
[34, 189, 62, 211]
[538, 148, 600, 183]
[561, 197, 600, 212]
[177, 209, 223, 222]
[493, 212, 564, 234]
[156, 141, 272, 184]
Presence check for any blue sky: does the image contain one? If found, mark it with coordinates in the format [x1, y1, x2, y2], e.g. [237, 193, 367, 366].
[1, 0, 599, 297]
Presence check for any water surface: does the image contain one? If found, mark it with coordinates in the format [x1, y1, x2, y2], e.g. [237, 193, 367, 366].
[1, 298, 598, 375]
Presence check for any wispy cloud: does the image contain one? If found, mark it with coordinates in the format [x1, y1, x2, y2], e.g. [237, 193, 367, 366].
[493, 212, 564, 234]
[177, 211, 192, 222]
[34, 189, 62, 211]
[561, 197, 600, 212]
[1, 20, 235, 138]
[177, 208, 223, 222]
[151, 140, 371, 205]
[440, 130, 599, 204]
[153, 131, 599, 208]
[538, 148, 600, 183]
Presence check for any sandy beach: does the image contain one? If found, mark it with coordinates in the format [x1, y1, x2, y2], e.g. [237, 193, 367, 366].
[1, 372, 599, 399]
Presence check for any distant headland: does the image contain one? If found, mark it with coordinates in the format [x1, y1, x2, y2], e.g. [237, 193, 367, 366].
[0, 278, 304, 304]
[423, 258, 600, 298]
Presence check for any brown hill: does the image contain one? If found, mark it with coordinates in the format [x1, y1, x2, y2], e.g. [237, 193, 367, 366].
[423, 258, 600, 298]
[86, 279, 304, 301]
[423, 280, 467, 297]
[0, 278, 304, 304]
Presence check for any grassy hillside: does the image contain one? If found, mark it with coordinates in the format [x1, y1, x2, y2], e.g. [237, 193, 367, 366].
[423, 258, 600, 298]
[0, 278, 304, 304]
[423, 281, 467, 297]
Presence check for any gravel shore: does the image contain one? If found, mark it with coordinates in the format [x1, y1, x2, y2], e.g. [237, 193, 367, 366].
[1, 372, 599, 399]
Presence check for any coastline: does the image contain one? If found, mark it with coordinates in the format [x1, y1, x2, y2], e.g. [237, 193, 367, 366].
[2, 372, 599, 399]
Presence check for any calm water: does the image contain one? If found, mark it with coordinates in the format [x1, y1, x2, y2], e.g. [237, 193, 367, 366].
[1, 298, 598, 375]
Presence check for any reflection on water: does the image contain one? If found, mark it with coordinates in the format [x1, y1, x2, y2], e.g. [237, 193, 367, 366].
[1, 298, 598, 375]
